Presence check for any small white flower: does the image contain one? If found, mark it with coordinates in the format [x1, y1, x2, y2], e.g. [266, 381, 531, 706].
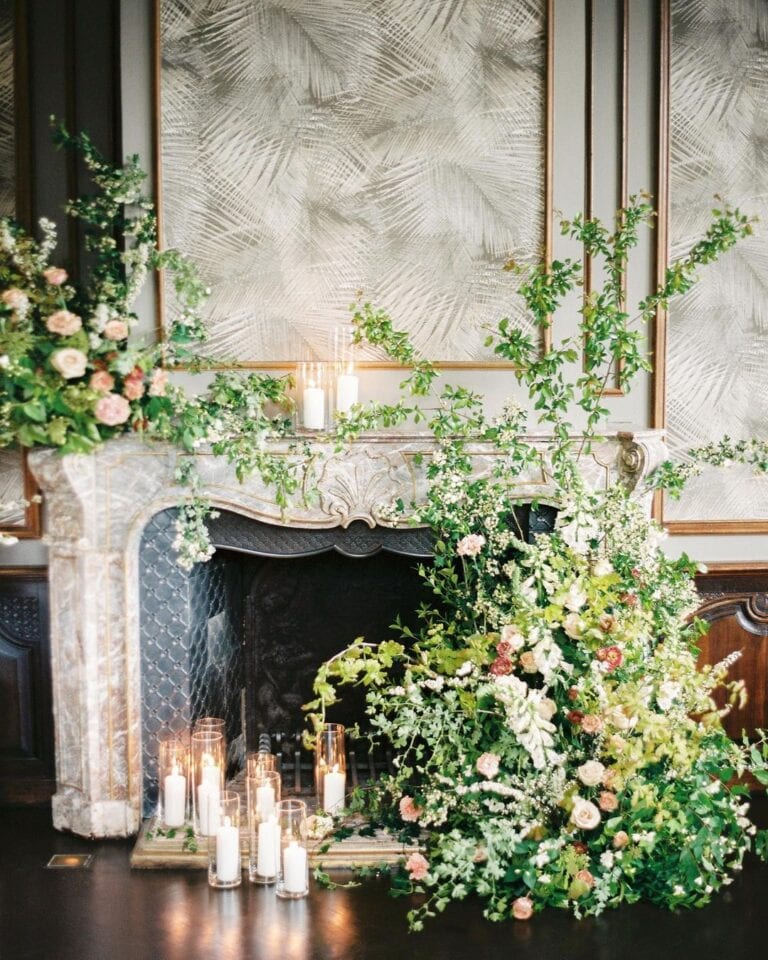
[593, 558, 614, 577]
[0, 354, 9, 368]
[600, 850, 614, 869]
[563, 582, 588, 612]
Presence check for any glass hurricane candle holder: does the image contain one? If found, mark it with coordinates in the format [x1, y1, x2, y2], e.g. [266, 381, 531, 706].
[276, 799, 309, 899]
[158, 734, 189, 829]
[315, 723, 347, 814]
[246, 750, 276, 779]
[247, 771, 282, 885]
[330, 325, 360, 417]
[297, 361, 329, 431]
[208, 791, 242, 889]
[192, 729, 225, 837]
[193, 716, 226, 737]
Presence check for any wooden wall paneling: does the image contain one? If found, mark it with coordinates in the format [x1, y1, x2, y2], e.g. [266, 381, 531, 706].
[0, 568, 53, 805]
[695, 566, 768, 741]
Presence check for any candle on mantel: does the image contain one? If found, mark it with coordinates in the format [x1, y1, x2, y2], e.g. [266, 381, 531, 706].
[215, 815, 241, 883]
[198, 753, 221, 835]
[322, 763, 346, 813]
[302, 380, 325, 430]
[256, 815, 280, 879]
[163, 761, 186, 828]
[335, 364, 359, 415]
[282, 840, 308, 894]
[256, 781, 275, 822]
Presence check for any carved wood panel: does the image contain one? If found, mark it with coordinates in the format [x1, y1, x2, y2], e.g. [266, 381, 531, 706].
[695, 566, 768, 740]
[0, 569, 53, 805]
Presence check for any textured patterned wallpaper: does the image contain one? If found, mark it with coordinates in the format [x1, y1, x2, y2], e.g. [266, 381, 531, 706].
[158, 0, 547, 363]
[666, 0, 768, 524]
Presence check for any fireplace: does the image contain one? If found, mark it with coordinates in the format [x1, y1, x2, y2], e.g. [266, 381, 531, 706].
[29, 430, 665, 837]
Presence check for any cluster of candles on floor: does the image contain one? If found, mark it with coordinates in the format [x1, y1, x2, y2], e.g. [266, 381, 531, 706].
[157, 719, 347, 897]
[297, 326, 360, 431]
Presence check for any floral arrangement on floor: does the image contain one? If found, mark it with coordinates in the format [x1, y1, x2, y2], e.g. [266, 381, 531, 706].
[303, 201, 768, 927]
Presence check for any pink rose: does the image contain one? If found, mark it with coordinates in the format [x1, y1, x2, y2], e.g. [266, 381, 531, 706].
[489, 656, 513, 677]
[456, 534, 486, 558]
[596, 645, 623, 671]
[94, 393, 131, 427]
[46, 309, 82, 336]
[1, 287, 29, 311]
[90, 370, 115, 393]
[399, 796, 422, 823]
[50, 348, 87, 379]
[612, 830, 630, 849]
[123, 372, 145, 401]
[148, 367, 168, 397]
[405, 852, 429, 882]
[581, 714, 604, 735]
[598, 791, 618, 812]
[103, 319, 129, 341]
[42, 266, 68, 285]
[475, 752, 500, 779]
[511, 896, 533, 921]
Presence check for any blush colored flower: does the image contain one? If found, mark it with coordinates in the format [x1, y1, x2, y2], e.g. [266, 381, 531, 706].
[536, 697, 557, 721]
[472, 845, 488, 864]
[602, 767, 617, 788]
[619, 592, 639, 607]
[456, 534, 486, 558]
[42, 266, 68, 285]
[571, 798, 601, 831]
[489, 656, 513, 677]
[476, 752, 500, 779]
[575, 868, 595, 888]
[612, 830, 630, 849]
[1, 287, 29, 311]
[50, 347, 87, 379]
[90, 370, 115, 393]
[581, 715, 604, 735]
[598, 613, 617, 633]
[598, 791, 618, 812]
[500, 624, 524, 649]
[577, 760, 605, 787]
[511, 896, 533, 921]
[405, 851, 429, 882]
[148, 367, 168, 397]
[103, 319, 129, 341]
[123, 371, 145, 400]
[596, 646, 623, 671]
[399, 796, 422, 823]
[94, 392, 131, 426]
[46, 309, 82, 336]
[567, 687, 580, 702]
[563, 612, 585, 639]
[519, 651, 538, 674]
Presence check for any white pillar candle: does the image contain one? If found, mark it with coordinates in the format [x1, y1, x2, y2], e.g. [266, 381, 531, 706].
[198, 781, 221, 836]
[282, 841, 307, 894]
[201, 755, 221, 790]
[335, 373, 359, 414]
[322, 764, 346, 813]
[256, 816, 279, 878]
[256, 782, 275, 822]
[163, 764, 186, 828]
[215, 815, 241, 883]
[302, 386, 325, 429]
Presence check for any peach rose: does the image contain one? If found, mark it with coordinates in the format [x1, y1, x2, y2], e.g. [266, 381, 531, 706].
[94, 392, 131, 426]
[148, 368, 168, 397]
[103, 319, 129, 341]
[612, 830, 630, 849]
[1, 287, 29, 311]
[575, 868, 595, 888]
[511, 896, 533, 921]
[519, 651, 538, 674]
[46, 309, 82, 336]
[89, 370, 115, 393]
[598, 791, 618, 812]
[42, 266, 68, 285]
[399, 796, 422, 823]
[456, 534, 486, 557]
[405, 851, 429, 882]
[476, 752, 500, 779]
[50, 348, 87, 379]
[570, 798, 601, 831]
[123, 373, 145, 401]
[581, 715, 604, 735]
[598, 613, 617, 633]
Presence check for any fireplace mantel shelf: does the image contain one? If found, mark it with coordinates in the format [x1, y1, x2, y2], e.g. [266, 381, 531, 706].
[29, 428, 665, 838]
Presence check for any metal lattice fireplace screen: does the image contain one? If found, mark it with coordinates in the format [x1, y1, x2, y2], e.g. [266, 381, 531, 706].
[138, 505, 556, 816]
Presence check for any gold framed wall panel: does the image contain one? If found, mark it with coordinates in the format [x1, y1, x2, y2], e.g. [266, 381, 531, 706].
[153, 0, 553, 368]
[0, 2, 40, 540]
[654, 0, 768, 534]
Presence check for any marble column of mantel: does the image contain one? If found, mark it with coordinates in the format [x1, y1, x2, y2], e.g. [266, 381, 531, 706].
[29, 428, 665, 837]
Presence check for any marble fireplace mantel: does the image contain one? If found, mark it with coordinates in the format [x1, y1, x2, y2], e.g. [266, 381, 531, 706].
[29, 428, 665, 838]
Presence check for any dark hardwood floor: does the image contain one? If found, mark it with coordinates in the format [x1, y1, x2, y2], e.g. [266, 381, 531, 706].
[1, 803, 767, 960]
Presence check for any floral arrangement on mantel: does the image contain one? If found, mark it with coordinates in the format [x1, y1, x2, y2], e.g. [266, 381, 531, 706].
[3, 129, 768, 927]
[303, 213, 768, 926]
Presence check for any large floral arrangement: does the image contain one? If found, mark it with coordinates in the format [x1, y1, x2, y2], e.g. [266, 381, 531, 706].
[305, 201, 768, 927]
